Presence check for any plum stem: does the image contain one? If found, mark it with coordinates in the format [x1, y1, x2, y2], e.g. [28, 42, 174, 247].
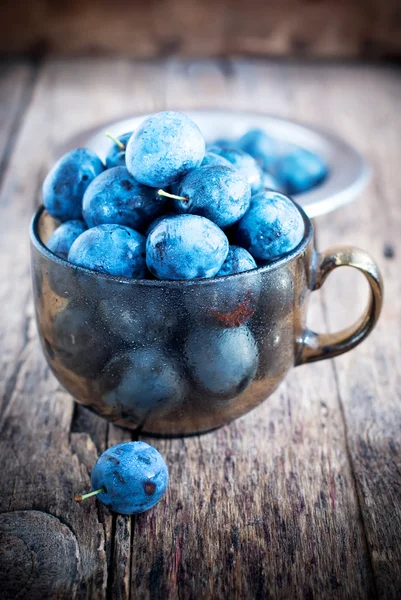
[158, 189, 189, 202]
[74, 488, 105, 503]
[105, 132, 125, 150]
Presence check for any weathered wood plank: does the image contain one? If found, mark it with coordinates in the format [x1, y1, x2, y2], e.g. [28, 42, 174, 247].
[130, 61, 375, 599]
[0, 0, 400, 59]
[0, 59, 38, 185]
[288, 64, 401, 599]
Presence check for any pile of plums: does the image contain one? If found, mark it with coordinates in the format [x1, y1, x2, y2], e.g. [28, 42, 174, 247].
[39, 112, 325, 427]
[43, 111, 327, 281]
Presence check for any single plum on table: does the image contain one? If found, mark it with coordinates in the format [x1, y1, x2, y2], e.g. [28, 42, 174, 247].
[75, 441, 169, 515]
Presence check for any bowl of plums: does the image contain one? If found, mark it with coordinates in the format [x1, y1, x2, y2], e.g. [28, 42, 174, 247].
[30, 110, 383, 436]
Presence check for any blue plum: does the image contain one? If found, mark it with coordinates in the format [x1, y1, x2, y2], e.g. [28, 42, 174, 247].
[68, 224, 146, 278]
[201, 152, 232, 168]
[146, 214, 228, 280]
[184, 325, 258, 397]
[208, 147, 262, 194]
[235, 191, 305, 261]
[105, 132, 133, 168]
[82, 166, 166, 231]
[46, 220, 87, 259]
[42, 148, 104, 222]
[217, 245, 257, 276]
[172, 165, 251, 228]
[90, 441, 169, 514]
[101, 348, 187, 422]
[275, 148, 328, 194]
[238, 128, 277, 171]
[126, 111, 205, 187]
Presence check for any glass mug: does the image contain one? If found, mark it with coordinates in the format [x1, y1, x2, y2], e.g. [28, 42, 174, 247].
[30, 205, 383, 436]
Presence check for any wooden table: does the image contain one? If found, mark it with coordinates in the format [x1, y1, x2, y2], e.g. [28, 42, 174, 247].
[0, 58, 400, 600]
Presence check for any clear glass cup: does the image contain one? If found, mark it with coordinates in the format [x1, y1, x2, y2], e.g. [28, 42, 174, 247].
[30, 206, 383, 435]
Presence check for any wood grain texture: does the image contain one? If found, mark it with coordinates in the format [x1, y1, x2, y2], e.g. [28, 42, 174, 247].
[0, 57, 400, 599]
[0, 0, 401, 60]
[290, 65, 401, 599]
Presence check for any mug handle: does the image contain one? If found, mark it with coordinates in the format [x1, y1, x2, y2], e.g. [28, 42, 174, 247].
[298, 246, 384, 364]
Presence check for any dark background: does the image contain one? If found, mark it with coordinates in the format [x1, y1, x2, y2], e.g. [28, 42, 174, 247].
[1, 0, 401, 59]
